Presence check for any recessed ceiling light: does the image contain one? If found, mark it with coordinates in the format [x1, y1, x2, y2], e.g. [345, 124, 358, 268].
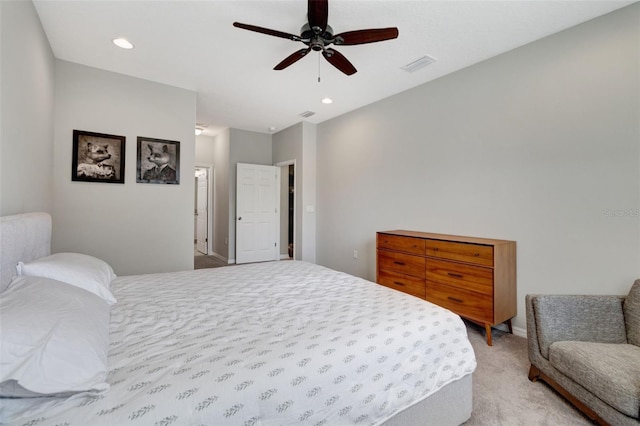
[269, 127, 276, 132]
[322, 97, 333, 104]
[112, 38, 134, 49]
[195, 127, 204, 136]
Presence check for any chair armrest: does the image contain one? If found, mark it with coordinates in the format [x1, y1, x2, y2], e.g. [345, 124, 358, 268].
[526, 294, 627, 359]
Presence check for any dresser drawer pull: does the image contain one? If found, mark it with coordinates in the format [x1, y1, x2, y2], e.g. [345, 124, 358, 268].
[393, 261, 406, 266]
[393, 281, 405, 286]
[447, 296, 464, 304]
[447, 272, 464, 279]
[474, 253, 480, 257]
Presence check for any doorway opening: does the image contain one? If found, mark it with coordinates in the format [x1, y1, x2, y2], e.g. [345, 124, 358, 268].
[276, 160, 296, 260]
[194, 165, 213, 257]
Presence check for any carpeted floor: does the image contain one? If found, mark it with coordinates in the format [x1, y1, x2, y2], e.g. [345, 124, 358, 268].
[194, 254, 230, 269]
[463, 322, 593, 425]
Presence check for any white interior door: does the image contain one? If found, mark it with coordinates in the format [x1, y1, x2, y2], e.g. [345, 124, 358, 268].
[196, 168, 208, 254]
[236, 163, 279, 264]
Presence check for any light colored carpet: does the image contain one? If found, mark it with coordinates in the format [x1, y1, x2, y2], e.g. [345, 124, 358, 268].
[463, 322, 593, 425]
[194, 255, 230, 269]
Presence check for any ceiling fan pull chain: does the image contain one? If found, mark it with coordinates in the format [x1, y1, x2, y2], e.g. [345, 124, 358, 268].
[318, 52, 321, 83]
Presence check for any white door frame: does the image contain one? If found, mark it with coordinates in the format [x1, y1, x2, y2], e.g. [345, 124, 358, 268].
[195, 163, 214, 256]
[275, 159, 296, 260]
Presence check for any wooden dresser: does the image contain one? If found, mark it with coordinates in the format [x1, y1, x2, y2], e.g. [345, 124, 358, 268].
[376, 230, 516, 345]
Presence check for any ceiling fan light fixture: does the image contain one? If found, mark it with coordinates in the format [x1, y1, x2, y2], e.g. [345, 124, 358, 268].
[112, 38, 134, 50]
[195, 127, 204, 136]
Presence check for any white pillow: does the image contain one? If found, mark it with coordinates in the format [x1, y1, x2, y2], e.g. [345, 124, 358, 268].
[17, 252, 117, 304]
[0, 276, 111, 396]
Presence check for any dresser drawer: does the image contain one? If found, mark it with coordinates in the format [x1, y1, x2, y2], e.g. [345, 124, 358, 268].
[377, 233, 425, 256]
[425, 281, 493, 323]
[426, 258, 493, 295]
[378, 270, 425, 299]
[378, 249, 426, 278]
[425, 240, 493, 267]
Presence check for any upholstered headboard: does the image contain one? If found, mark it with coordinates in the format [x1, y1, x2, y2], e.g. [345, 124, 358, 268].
[0, 212, 51, 292]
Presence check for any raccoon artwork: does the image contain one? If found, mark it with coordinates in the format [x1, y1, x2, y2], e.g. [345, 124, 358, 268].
[77, 142, 116, 180]
[143, 144, 177, 182]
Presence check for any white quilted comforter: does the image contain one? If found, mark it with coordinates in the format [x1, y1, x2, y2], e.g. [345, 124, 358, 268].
[2, 261, 476, 426]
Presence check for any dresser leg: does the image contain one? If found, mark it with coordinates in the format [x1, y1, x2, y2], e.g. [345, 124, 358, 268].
[484, 324, 492, 346]
[507, 319, 513, 334]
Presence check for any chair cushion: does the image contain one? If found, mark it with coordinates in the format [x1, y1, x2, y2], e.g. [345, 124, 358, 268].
[532, 295, 627, 359]
[549, 341, 640, 419]
[625, 279, 640, 346]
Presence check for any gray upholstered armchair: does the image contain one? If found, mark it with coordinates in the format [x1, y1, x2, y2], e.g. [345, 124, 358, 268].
[526, 279, 640, 426]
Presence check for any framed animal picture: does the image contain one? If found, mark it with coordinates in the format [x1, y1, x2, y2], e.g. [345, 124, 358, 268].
[136, 137, 180, 185]
[72, 130, 126, 184]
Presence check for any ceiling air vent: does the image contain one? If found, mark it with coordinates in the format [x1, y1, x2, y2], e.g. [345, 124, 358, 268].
[300, 111, 316, 118]
[401, 55, 437, 73]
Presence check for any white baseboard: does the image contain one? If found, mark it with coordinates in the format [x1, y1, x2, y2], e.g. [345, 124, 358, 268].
[490, 322, 527, 339]
[279, 254, 292, 260]
[512, 325, 527, 338]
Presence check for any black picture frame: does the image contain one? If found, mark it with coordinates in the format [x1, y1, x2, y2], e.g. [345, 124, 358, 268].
[136, 137, 180, 185]
[72, 130, 126, 184]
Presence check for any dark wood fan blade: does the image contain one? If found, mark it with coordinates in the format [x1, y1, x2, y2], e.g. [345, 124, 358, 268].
[322, 48, 357, 75]
[308, 0, 328, 32]
[333, 28, 399, 45]
[233, 22, 300, 41]
[274, 48, 312, 70]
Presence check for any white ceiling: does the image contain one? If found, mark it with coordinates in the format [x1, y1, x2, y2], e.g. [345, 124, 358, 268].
[33, 0, 634, 136]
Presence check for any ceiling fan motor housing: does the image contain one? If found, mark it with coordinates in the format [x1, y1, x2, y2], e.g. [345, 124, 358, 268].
[301, 23, 335, 51]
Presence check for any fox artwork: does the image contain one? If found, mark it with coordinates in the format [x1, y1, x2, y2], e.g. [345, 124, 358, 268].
[72, 130, 125, 184]
[77, 142, 115, 180]
[143, 144, 176, 181]
[136, 137, 180, 184]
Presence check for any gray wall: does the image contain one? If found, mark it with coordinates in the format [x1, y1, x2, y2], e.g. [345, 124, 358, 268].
[316, 5, 640, 331]
[53, 60, 196, 275]
[0, 1, 55, 216]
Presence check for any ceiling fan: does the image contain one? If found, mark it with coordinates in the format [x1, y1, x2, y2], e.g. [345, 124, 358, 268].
[233, 0, 399, 76]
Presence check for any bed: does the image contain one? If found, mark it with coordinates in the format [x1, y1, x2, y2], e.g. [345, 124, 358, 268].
[0, 212, 476, 426]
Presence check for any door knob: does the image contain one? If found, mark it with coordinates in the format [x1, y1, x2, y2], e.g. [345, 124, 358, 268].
[238, 217, 242, 220]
